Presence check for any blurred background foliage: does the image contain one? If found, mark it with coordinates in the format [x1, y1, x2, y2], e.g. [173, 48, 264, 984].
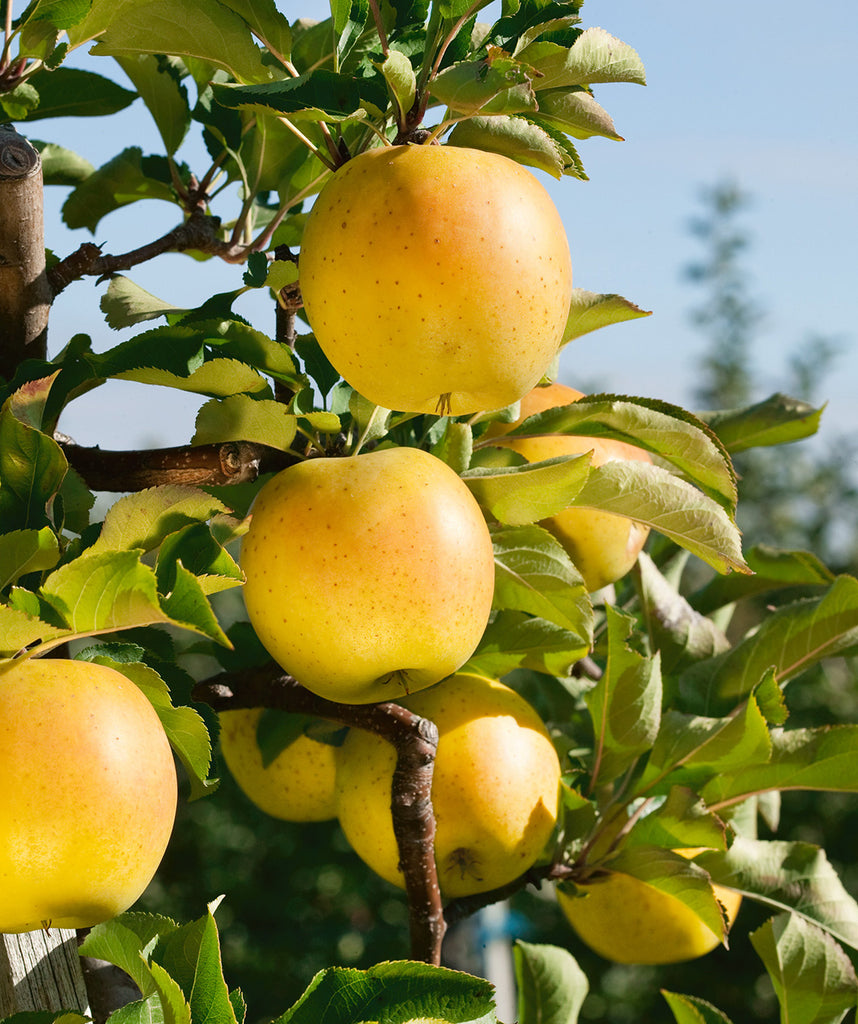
[138, 181, 858, 1024]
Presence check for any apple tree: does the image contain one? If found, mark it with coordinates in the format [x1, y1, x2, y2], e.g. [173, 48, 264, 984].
[2, 0, 858, 1022]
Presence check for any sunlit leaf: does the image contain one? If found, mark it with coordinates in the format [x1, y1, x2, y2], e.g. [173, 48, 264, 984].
[515, 941, 588, 1024]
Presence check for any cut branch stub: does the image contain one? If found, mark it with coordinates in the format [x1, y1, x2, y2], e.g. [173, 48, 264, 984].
[192, 666, 447, 964]
[0, 124, 50, 379]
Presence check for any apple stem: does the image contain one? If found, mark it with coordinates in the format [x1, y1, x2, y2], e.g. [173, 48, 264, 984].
[193, 665, 447, 965]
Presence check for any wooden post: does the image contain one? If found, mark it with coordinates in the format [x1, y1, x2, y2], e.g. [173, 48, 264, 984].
[0, 122, 51, 380]
[0, 930, 90, 1016]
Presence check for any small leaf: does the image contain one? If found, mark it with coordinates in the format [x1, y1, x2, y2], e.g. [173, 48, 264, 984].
[516, 26, 646, 89]
[466, 610, 590, 677]
[751, 913, 858, 1024]
[34, 141, 95, 184]
[586, 604, 662, 785]
[535, 87, 624, 141]
[378, 48, 416, 124]
[662, 991, 734, 1024]
[115, 54, 190, 155]
[101, 275, 189, 329]
[193, 396, 298, 450]
[430, 56, 538, 116]
[562, 289, 652, 343]
[78, 911, 180, 997]
[18, 66, 136, 120]
[0, 526, 60, 590]
[463, 453, 591, 526]
[90, 485, 228, 555]
[273, 960, 496, 1024]
[491, 523, 592, 634]
[681, 575, 858, 702]
[515, 941, 588, 1024]
[448, 114, 574, 178]
[430, 420, 472, 474]
[699, 393, 825, 453]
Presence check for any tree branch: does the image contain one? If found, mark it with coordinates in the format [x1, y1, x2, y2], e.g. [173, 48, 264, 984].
[0, 124, 50, 379]
[58, 438, 299, 491]
[192, 665, 446, 965]
[47, 209, 241, 298]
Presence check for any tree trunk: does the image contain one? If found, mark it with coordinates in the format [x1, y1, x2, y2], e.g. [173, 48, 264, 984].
[0, 930, 90, 1016]
[0, 123, 50, 381]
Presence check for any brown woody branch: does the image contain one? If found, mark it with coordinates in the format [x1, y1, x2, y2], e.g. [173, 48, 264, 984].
[58, 438, 300, 491]
[47, 209, 246, 298]
[192, 665, 446, 965]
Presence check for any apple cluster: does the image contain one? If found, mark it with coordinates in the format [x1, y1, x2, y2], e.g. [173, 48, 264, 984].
[230, 143, 657, 911]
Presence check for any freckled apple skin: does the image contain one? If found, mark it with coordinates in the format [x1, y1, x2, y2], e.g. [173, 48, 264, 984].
[486, 382, 652, 591]
[219, 708, 339, 822]
[298, 143, 573, 416]
[240, 447, 495, 705]
[557, 848, 743, 964]
[0, 658, 177, 934]
[335, 672, 561, 897]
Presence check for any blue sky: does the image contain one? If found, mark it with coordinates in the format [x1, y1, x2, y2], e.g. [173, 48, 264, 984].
[43, 0, 858, 451]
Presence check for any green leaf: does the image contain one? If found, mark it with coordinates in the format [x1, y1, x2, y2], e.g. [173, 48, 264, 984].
[83, 0, 274, 83]
[535, 87, 624, 140]
[89, 485, 229, 555]
[0, 598, 68, 657]
[514, 941, 588, 1024]
[18, 0, 91, 30]
[662, 991, 734, 1024]
[101, 275, 189, 329]
[17, 66, 136, 119]
[700, 725, 858, 812]
[562, 289, 652, 343]
[429, 420, 472, 474]
[448, 114, 578, 178]
[39, 549, 229, 647]
[211, 69, 386, 122]
[148, 959, 192, 1024]
[570, 460, 747, 576]
[0, 526, 60, 589]
[497, 392, 737, 513]
[639, 698, 771, 796]
[466, 610, 589, 677]
[156, 521, 244, 596]
[274, 960, 496, 1024]
[0, 387, 68, 531]
[187, 907, 238, 1024]
[33, 141, 95, 184]
[62, 147, 176, 232]
[491, 523, 592, 634]
[332, 0, 369, 66]
[192, 395, 298, 449]
[463, 453, 591, 526]
[378, 48, 417, 124]
[294, 335, 340, 397]
[117, 357, 271, 397]
[697, 838, 858, 953]
[636, 551, 730, 674]
[586, 604, 662, 784]
[114, 55, 191, 155]
[681, 575, 858, 702]
[217, 0, 293, 61]
[751, 913, 858, 1024]
[628, 786, 728, 853]
[699, 393, 825, 454]
[516, 26, 646, 89]
[690, 544, 835, 616]
[430, 56, 538, 116]
[78, 912, 180, 997]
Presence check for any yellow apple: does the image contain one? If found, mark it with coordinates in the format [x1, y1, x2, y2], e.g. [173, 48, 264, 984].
[0, 657, 177, 933]
[557, 848, 743, 964]
[219, 708, 339, 821]
[298, 143, 573, 415]
[335, 672, 561, 897]
[240, 446, 495, 705]
[486, 382, 652, 591]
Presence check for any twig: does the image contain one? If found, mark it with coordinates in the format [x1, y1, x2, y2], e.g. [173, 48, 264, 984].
[47, 210, 237, 297]
[58, 438, 299, 492]
[192, 665, 446, 965]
